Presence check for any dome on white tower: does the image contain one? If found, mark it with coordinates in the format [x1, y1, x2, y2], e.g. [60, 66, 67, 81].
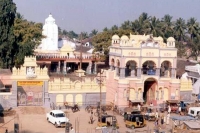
[45, 14, 55, 24]
[39, 14, 58, 51]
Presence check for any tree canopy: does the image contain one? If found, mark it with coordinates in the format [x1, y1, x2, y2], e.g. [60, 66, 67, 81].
[0, 0, 16, 68]
[13, 13, 43, 66]
[0, 0, 43, 68]
[92, 12, 200, 61]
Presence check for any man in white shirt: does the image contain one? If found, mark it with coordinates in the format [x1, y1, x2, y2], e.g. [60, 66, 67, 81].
[150, 102, 153, 112]
[168, 105, 171, 113]
[178, 106, 182, 115]
[137, 104, 141, 111]
[166, 113, 170, 125]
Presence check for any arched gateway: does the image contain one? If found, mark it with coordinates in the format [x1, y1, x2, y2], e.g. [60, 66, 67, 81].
[143, 78, 157, 105]
[11, 56, 49, 107]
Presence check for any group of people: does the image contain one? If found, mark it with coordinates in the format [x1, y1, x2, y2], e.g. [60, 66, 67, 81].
[154, 103, 171, 127]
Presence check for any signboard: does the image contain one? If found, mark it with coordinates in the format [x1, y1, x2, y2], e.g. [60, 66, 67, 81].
[17, 81, 43, 86]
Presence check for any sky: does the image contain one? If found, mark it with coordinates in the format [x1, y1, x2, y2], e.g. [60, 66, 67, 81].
[13, 0, 200, 34]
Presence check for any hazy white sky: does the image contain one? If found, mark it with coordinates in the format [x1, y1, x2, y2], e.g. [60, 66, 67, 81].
[13, 0, 200, 33]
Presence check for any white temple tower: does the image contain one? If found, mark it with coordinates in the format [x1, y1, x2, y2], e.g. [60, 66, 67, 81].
[40, 14, 58, 51]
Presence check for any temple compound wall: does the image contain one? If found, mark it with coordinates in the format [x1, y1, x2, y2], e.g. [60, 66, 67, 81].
[0, 56, 106, 109]
[105, 33, 192, 108]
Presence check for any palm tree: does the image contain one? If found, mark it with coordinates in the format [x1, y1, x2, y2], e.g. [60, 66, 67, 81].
[147, 16, 163, 37]
[103, 27, 108, 32]
[79, 32, 88, 40]
[174, 18, 187, 41]
[132, 12, 150, 35]
[89, 29, 98, 37]
[111, 25, 118, 31]
[188, 36, 200, 60]
[15, 12, 24, 19]
[187, 17, 200, 40]
[120, 20, 132, 30]
[161, 14, 174, 40]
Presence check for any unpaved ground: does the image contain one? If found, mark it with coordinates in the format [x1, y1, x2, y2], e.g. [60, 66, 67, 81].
[0, 106, 174, 133]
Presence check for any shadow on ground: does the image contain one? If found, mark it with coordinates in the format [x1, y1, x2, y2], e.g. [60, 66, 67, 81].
[7, 130, 43, 133]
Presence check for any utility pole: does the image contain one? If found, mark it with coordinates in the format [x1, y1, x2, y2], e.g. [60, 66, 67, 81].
[79, 33, 83, 70]
[97, 69, 106, 124]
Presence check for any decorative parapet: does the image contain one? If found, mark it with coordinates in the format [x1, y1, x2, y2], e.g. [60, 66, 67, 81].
[48, 77, 105, 92]
[180, 78, 192, 91]
[11, 56, 49, 80]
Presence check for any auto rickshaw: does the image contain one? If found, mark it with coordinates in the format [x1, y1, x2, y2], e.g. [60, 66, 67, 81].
[166, 100, 179, 113]
[144, 107, 156, 121]
[125, 114, 146, 129]
[97, 115, 119, 129]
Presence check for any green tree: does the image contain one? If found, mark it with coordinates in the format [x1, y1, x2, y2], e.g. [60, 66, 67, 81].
[132, 12, 150, 34]
[147, 16, 163, 37]
[58, 27, 62, 35]
[67, 30, 78, 39]
[79, 32, 88, 40]
[92, 29, 133, 63]
[89, 29, 98, 37]
[62, 30, 68, 35]
[13, 14, 43, 66]
[176, 41, 186, 58]
[103, 27, 108, 32]
[0, 0, 16, 68]
[111, 25, 118, 31]
[161, 14, 174, 41]
[174, 18, 187, 41]
[187, 17, 199, 40]
[187, 36, 200, 60]
[120, 20, 132, 30]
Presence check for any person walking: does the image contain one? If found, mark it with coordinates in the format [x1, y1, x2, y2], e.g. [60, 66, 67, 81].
[161, 114, 164, 125]
[155, 110, 159, 119]
[90, 112, 94, 124]
[137, 104, 141, 111]
[150, 102, 153, 112]
[178, 106, 182, 115]
[166, 113, 170, 125]
[168, 105, 171, 114]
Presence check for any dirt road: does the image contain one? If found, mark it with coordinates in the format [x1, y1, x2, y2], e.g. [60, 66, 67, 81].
[0, 106, 173, 133]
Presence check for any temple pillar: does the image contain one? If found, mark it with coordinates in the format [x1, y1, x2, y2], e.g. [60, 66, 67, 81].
[57, 61, 60, 73]
[140, 92, 143, 100]
[63, 61, 66, 74]
[137, 68, 141, 78]
[115, 67, 119, 76]
[86, 62, 92, 74]
[156, 68, 160, 76]
[120, 68, 125, 79]
[110, 65, 114, 70]
[171, 68, 176, 78]
[94, 62, 97, 74]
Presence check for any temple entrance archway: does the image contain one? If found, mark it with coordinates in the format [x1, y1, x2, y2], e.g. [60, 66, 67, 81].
[143, 78, 157, 105]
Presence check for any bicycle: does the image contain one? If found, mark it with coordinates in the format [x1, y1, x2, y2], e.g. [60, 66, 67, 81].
[113, 106, 124, 116]
[85, 105, 93, 113]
